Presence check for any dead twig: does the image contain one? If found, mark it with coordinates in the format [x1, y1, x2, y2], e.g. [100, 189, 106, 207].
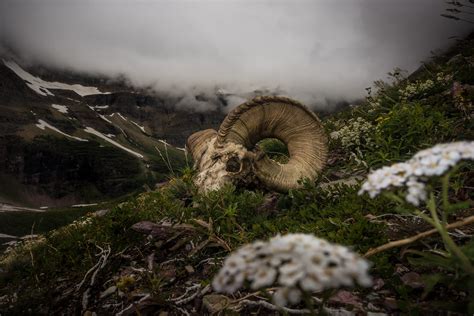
[116, 293, 151, 316]
[170, 283, 201, 305]
[364, 215, 474, 257]
[77, 244, 111, 310]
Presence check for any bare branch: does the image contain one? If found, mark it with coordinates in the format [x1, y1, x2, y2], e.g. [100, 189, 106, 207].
[364, 215, 474, 257]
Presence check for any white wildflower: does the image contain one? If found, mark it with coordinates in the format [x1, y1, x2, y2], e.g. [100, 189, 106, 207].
[329, 131, 340, 140]
[405, 178, 426, 206]
[212, 233, 372, 307]
[359, 141, 474, 205]
[399, 78, 436, 102]
[273, 287, 302, 307]
[331, 117, 374, 149]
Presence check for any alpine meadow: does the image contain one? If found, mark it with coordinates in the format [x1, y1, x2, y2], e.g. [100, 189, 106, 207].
[0, 1, 474, 315]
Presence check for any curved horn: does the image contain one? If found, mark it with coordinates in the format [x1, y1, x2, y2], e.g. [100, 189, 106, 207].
[186, 129, 217, 165]
[216, 96, 327, 192]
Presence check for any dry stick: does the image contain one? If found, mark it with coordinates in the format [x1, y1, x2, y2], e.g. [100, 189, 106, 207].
[79, 245, 111, 310]
[364, 215, 474, 257]
[170, 283, 201, 304]
[116, 294, 151, 316]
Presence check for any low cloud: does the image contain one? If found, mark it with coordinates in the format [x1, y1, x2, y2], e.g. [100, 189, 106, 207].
[0, 0, 472, 110]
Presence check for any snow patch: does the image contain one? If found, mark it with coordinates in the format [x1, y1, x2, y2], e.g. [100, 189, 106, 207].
[159, 139, 171, 146]
[88, 105, 112, 123]
[93, 105, 109, 110]
[130, 120, 146, 133]
[0, 233, 18, 239]
[51, 104, 69, 114]
[36, 119, 88, 142]
[89, 105, 110, 111]
[110, 112, 127, 121]
[99, 114, 112, 124]
[84, 126, 144, 159]
[0, 203, 45, 213]
[71, 203, 98, 208]
[66, 97, 81, 103]
[3, 59, 110, 97]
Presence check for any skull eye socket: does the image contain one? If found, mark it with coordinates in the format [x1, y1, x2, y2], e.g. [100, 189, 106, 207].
[226, 156, 241, 173]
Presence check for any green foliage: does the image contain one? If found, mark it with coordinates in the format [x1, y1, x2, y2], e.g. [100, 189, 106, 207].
[368, 102, 454, 166]
[257, 138, 289, 163]
[1, 135, 146, 200]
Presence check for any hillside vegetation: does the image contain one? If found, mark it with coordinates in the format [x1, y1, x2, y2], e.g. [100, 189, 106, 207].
[1, 37, 473, 315]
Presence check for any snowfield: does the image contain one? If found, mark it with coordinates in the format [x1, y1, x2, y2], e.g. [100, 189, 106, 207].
[36, 119, 88, 142]
[84, 126, 144, 159]
[51, 104, 69, 114]
[3, 59, 110, 97]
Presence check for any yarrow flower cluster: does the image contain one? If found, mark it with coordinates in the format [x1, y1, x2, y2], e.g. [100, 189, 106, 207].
[399, 79, 435, 102]
[330, 117, 374, 149]
[436, 71, 453, 83]
[359, 141, 474, 206]
[70, 217, 93, 228]
[367, 98, 381, 109]
[212, 233, 372, 307]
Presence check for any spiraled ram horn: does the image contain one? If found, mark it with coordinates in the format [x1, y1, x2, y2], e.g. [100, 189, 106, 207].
[216, 96, 328, 192]
[186, 129, 217, 165]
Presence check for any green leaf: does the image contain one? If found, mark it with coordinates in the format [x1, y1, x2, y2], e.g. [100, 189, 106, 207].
[460, 239, 474, 261]
[420, 274, 443, 299]
[446, 201, 471, 213]
[407, 251, 456, 271]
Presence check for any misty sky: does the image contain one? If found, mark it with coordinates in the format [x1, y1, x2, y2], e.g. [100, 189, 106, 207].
[0, 0, 472, 110]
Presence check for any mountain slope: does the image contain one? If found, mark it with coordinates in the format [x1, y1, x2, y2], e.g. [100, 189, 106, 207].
[0, 59, 224, 207]
[1, 32, 473, 316]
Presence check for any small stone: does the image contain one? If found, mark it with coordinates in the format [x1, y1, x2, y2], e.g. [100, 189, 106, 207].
[93, 209, 109, 217]
[400, 272, 424, 289]
[383, 297, 398, 310]
[366, 293, 379, 301]
[367, 302, 382, 311]
[395, 264, 409, 274]
[184, 265, 195, 274]
[159, 265, 176, 281]
[329, 290, 362, 309]
[373, 278, 385, 290]
[202, 294, 231, 313]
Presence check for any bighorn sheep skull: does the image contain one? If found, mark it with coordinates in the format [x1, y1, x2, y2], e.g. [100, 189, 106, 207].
[187, 96, 328, 192]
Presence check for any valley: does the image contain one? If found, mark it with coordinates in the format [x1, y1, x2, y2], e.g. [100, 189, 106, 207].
[0, 58, 224, 208]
